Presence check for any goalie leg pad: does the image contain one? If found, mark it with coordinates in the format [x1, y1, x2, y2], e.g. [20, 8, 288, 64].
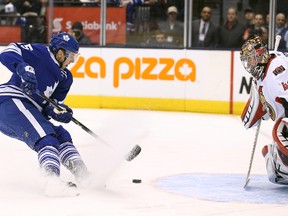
[262, 144, 288, 184]
[263, 118, 288, 184]
[272, 118, 288, 165]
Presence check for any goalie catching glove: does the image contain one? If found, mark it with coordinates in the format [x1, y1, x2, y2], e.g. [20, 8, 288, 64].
[16, 62, 38, 95]
[43, 102, 73, 123]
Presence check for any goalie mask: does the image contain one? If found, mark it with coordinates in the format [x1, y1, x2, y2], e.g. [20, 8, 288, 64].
[240, 35, 270, 80]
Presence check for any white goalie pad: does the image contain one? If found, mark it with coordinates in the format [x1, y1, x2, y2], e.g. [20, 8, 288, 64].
[272, 118, 288, 163]
[241, 82, 268, 129]
[265, 118, 288, 184]
[263, 144, 288, 185]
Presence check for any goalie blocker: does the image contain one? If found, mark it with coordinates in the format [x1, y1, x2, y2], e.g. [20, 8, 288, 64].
[241, 82, 269, 129]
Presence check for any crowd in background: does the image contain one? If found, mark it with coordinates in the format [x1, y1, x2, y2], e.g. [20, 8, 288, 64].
[191, 6, 266, 49]
[0, 0, 47, 43]
[0, 0, 288, 51]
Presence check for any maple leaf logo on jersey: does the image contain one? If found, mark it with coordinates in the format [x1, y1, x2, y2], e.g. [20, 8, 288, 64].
[273, 65, 285, 76]
[43, 82, 59, 101]
[63, 35, 70, 41]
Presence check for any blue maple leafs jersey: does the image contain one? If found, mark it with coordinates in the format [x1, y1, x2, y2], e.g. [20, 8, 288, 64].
[0, 43, 73, 109]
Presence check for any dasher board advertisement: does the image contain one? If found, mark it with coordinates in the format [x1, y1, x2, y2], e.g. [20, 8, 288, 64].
[47, 7, 126, 45]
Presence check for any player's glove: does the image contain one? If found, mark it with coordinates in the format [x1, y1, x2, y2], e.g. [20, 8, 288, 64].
[16, 62, 37, 95]
[43, 103, 73, 123]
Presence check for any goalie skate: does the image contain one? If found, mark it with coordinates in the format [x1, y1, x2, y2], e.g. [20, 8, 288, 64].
[44, 176, 80, 197]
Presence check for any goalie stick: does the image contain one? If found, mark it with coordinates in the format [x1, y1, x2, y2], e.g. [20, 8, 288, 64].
[244, 120, 261, 188]
[37, 91, 141, 162]
[244, 35, 281, 188]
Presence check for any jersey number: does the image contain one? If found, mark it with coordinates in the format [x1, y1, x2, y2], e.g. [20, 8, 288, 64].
[20, 44, 33, 51]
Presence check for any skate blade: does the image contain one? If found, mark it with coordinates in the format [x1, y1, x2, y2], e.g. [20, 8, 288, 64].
[44, 177, 80, 197]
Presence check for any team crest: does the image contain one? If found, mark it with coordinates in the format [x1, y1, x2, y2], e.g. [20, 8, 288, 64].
[273, 65, 285, 76]
[63, 35, 70, 41]
[258, 86, 276, 120]
[282, 82, 288, 91]
[43, 82, 59, 100]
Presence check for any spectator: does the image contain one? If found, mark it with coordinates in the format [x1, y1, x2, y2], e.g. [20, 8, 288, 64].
[2, 2, 18, 25]
[157, 5, 184, 47]
[27, 15, 47, 43]
[264, 13, 269, 28]
[275, 13, 288, 52]
[123, 0, 166, 46]
[243, 8, 255, 29]
[121, 0, 143, 33]
[243, 13, 265, 41]
[12, 0, 43, 42]
[261, 25, 268, 44]
[191, 6, 218, 48]
[144, 0, 168, 32]
[68, 21, 93, 45]
[28, 0, 48, 43]
[1, 2, 25, 26]
[14, 0, 41, 15]
[39, 0, 48, 16]
[218, 7, 245, 49]
[147, 29, 168, 47]
[165, 0, 184, 21]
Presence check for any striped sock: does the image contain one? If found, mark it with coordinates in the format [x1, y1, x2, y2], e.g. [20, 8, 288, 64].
[38, 145, 60, 176]
[59, 142, 87, 178]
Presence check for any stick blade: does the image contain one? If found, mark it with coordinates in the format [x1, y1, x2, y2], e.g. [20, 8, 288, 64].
[244, 178, 250, 189]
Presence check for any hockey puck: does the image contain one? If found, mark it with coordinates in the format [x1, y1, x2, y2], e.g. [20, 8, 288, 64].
[126, 145, 142, 161]
[132, 179, 142, 183]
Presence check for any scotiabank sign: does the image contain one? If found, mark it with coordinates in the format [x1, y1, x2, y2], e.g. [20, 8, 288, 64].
[47, 7, 126, 44]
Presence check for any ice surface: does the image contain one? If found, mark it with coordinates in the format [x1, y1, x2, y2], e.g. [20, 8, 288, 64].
[155, 173, 288, 204]
[0, 108, 287, 216]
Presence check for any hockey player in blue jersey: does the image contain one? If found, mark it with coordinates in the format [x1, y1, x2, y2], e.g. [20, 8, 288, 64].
[0, 32, 89, 197]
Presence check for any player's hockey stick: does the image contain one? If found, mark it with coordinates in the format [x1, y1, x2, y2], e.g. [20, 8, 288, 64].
[37, 91, 141, 162]
[244, 120, 261, 188]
